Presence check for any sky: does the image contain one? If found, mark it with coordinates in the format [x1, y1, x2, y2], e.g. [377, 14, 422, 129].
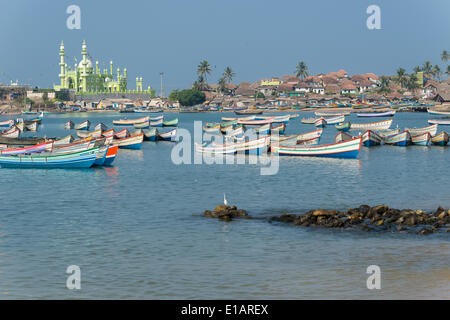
[0, 0, 449, 95]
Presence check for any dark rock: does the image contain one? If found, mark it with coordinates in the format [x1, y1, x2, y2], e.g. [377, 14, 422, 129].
[416, 227, 434, 235]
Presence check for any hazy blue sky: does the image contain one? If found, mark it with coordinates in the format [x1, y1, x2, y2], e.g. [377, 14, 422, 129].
[0, 0, 449, 94]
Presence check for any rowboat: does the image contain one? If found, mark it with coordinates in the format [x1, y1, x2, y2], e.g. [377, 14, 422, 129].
[383, 130, 411, 146]
[103, 145, 119, 166]
[220, 124, 234, 134]
[224, 126, 244, 138]
[64, 120, 74, 130]
[214, 135, 270, 155]
[16, 121, 25, 131]
[115, 129, 129, 139]
[150, 118, 163, 127]
[405, 124, 438, 136]
[113, 133, 144, 149]
[52, 141, 96, 154]
[377, 128, 399, 138]
[270, 115, 290, 124]
[0, 119, 14, 128]
[220, 120, 238, 127]
[2, 126, 20, 138]
[237, 118, 274, 125]
[427, 108, 450, 115]
[195, 142, 236, 154]
[102, 129, 115, 138]
[76, 129, 102, 139]
[149, 115, 164, 121]
[112, 116, 150, 126]
[323, 115, 345, 124]
[94, 122, 108, 131]
[0, 136, 47, 146]
[252, 124, 270, 135]
[93, 146, 109, 166]
[75, 120, 90, 130]
[431, 132, 449, 146]
[361, 130, 383, 147]
[314, 118, 326, 128]
[296, 137, 320, 146]
[0, 141, 54, 156]
[335, 121, 351, 132]
[203, 125, 220, 133]
[0, 147, 100, 168]
[315, 111, 351, 117]
[163, 118, 178, 127]
[296, 128, 323, 142]
[350, 119, 392, 131]
[134, 120, 150, 129]
[428, 119, 450, 126]
[270, 134, 298, 145]
[411, 132, 431, 146]
[270, 123, 286, 135]
[221, 117, 250, 122]
[234, 110, 263, 115]
[301, 118, 316, 124]
[157, 129, 177, 141]
[335, 131, 354, 143]
[356, 111, 396, 117]
[53, 135, 74, 146]
[271, 137, 362, 158]
[142, 128, 157, 141]
[25, 121, 38, 131]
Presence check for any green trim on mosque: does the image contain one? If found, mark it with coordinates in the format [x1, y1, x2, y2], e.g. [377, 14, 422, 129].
[54, 41, 152, 94]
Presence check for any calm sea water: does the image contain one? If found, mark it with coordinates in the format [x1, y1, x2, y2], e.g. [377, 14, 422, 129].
[0, 111, 449, 299]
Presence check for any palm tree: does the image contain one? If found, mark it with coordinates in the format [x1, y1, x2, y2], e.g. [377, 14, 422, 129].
[197, 60, 211, 83]
[413, 66, 422, 74]
[295, 61, 309, 79]
[406, 74, 419, 92]
[432, 65, 441, 80]
[223, 67, 235, 83]
[422, 61, 433, 76]
[217, 77, 226, 93]
[395, 67, 408, 88]
[441, 50, 449, 62]
[377, 76, 391, 94]
[193, 75, 207, 91]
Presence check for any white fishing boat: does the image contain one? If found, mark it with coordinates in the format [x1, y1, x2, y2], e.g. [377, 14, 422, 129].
[350, 119, 392, 131]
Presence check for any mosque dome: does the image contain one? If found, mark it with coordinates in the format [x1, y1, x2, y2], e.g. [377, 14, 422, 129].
[78, 59, 93, 69]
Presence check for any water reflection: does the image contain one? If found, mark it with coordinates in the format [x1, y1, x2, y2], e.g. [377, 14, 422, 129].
[118, 149, 145, 161]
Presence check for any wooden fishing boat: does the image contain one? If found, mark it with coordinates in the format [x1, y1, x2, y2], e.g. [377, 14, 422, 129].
[195, 142, 236, 154]
[103, 145, 119, 166]
[150, 118, 163, 127]
[0, 119, 14, 128]
[113, 133, 144, 149]
[301, 118, 316, 124]
[94, 122, 108, 131]
[76, 129, 103, 139]
[213, 135, 270, 155]
[270, 123, 286, 135]
[335, 121, 351, 132]
[0, 136, 47, 146]
[270, 134, 298, 145]
[383, 130, 411, 146]
[52, 141, 96, 154]
[335, 131, 354, 143]
[115, 129, 129, 139]
[252, 124, 271, 135]
[323, 115, 345, 124]
[1, 126, 20, 138]
[314, 118, 326, 128]
[427, 108, 450, 115]
[405, 124, 438, 137]
[220, 120, 238, 127]
[134, 120, 150, 129]
[315, 111, 351, 117]
[0, 147, 100, 168]
[237, 118, 274, 125]
[142, 128, 157, 141]
[25, 121, 38, 131]
[75, 120, 90, 130]
[428, 119, 450, 126]
[361, 130, 383, 147]
[411, 132, 431, 146]
[356, 111, 396, 117]
[64, 120, 74, 130]
[53, 135, 74, 146]
[93, 146, 109, 166]
[431, 131, 449, 146]
[112, 116, 150, 126]
[221, 117, 253, 122]
[272, 137, 362, 158]
[350, 119, 392, 131]
[377, 128, 400, 138]
[234, 110, 263, 115]
[163, 118, 178, 127]
[296, 128, 323, 142]
[224, 126, 244, 138]
[203, 125, 220, 133]
[296, 137, 320, 146]
[270, 115, 290, 124]
[15, 121, 25, 131]
[157, 129, 177, 141]
[149, 115, 164, 121]
[0, 141, 54, 156]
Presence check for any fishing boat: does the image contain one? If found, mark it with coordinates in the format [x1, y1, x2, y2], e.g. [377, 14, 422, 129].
[1, 126, 20, 138]
[52, 140, 96, 154]
[383, 130, 411, 146]
[102, 129, 115, 138]
[237, 118, 274, 125]
[221, 117, 252, 122]
[224, 126, 244, 138]
[53, 135, 74, 146]
[356, 111, 396, 117]
[103, 145, 119, 166]
[0, 136, 47, 146]
[301, 118, 317, 124]
[314, 118, 326, 128]
[270, 134, 298, 145]
[270, 123, 286, 135]
[405, 124, 438, 136]
[94, 123, 108, 131]
[142, 128, 157, 141]
[335, 121, 351, 132]
[296, 137, 320, 146]
[0, 141, 54, 156]
[361, 130, 383, 147]
[64, 120, 74, 130]
[271, 137, 362, 158]
[0, 119, 14, 128]
[150, 118, 163, 127]
[296, 128, 323, 142]
[411, 132, 431, 146]
[220, 124, 234, 134]
[335, 131, 354, 143]
[350, 119, 392, 131]
[315, 111, 351, 117]
[149, 115, 164, 121]
[252, 124, 271, 135]
[112, 116, 150, 126]
[0, 147, 100, 168]
[427, 108, 450, 115]
[157, 129, 177, 141]
[203, 125, 220, 133]
[428, 119, 450, 126]
[220, 119, 238, 127]
[25, 121, 38, 132]
[134, 121, 150, 129]
[323, 115, 345, 124]
[113, 133, 144, 149]
[115, 129, 129, 139]
[270, 115, 290, 124]
[75, 120, 90, 130]
[431, 132, 449, 146]
[195, 142, 236, 154]
[163, 118, 178, 127]
[76, 129, 103, 139]
[214, 135, 270, 155]
[15, 121, 25, 131]
[377, 128, 400, 138]
[234, 110, 263, 115]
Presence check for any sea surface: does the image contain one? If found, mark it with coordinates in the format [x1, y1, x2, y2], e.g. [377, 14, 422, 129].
[0, 111, 449, 299]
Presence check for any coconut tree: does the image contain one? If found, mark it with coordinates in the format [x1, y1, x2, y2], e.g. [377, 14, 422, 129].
[377, 76, 391, 94]
[395, 67, 408, 88]
[432, 65, 441, 80]
[422, 61, 433, 76]
[217, 77, 226, 94]
[197, 60, 211, 83]
[406, 74, 419, 92]
[441, 50, 449, 62]
[223, 67, 235, 83]
[413, 66, 422, 74]
[295, 61, 309, 79]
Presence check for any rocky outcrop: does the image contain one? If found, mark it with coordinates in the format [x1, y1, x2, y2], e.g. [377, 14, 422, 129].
[203, 205, 250, 221]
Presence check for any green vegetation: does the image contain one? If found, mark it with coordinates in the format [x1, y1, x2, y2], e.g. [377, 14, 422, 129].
[168, 89, 180, 101]
[377, 76, 391, 94]
[176, 89, 206, 106]
[255, 92, 265, 99]
[295, 61, 308, 79]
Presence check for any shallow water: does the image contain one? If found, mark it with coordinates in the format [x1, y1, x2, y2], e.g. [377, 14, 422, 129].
[0, 111, 449, 299]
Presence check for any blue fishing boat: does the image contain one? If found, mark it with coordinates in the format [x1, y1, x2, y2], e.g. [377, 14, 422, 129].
[383, 130, 411, 146]
[361, 130, 383, 147]
[431, 132, 449, 146]
[335, 121, 351, 132]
